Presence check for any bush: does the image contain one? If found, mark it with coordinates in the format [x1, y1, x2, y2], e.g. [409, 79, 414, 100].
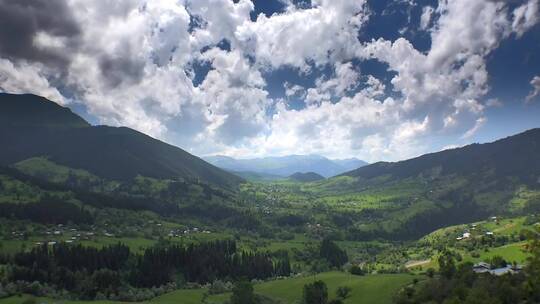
[230, 280, 255, 304]
[303, 280, 328, 304]
[208, 280, 233, 295]
[490, 256, 507, 269]
[350, 265, 364, 276]
[336, 286, 351, 299]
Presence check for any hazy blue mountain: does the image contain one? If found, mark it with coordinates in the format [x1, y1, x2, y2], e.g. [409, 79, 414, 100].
[203, 154, 368, 177]
[332, 158, 369, 172]
[0, 93, 242, 189]
[230, 171, 285, 182]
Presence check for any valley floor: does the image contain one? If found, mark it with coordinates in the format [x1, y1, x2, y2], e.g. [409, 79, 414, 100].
[0, 272, 417, 304]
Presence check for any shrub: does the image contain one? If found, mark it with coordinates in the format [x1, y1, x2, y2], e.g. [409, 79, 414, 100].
[336, 286, 351, 299]
[208, 280, 233, 295]
[230, 280, 255, 304]
[303, 280, 328, 304]
[350, 265, 364, 276]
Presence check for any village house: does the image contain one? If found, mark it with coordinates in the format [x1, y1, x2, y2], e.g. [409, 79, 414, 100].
[473, 262, 523, 276]
[472, 262, 491, 273]
[456, 231, 471, 241]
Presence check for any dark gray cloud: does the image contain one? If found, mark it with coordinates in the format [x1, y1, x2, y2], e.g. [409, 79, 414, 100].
[0, 0, 147, 89]
[0, 0, 81, 70]
[99, 53, 146, 88]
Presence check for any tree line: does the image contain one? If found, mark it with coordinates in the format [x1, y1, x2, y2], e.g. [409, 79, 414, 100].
[4, 240, 291, 300]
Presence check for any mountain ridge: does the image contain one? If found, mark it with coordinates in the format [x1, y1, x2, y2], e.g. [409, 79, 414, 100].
[204, 154, 368, 178]
[341, 128, 540, 184]
[0, 93, 243, 189]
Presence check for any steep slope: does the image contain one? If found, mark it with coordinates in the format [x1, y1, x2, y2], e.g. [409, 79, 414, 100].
[0, 93, 89, 128]
[289, 172, 325, 182]
[0, 93, 242, 189]
[303, 129, 540, 239]
[204, 154, 368, 177]
[343, 128, 540, 185]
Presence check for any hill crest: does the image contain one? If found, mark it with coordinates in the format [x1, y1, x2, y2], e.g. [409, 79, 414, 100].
[0, 93, 242, 189]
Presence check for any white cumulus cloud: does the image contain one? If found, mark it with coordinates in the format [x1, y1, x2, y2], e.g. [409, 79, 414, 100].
[0, 0, 538, 162]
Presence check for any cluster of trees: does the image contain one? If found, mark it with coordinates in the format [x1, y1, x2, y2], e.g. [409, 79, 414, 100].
[395, 228, 540, 303]
[0, 199, 93, 224]
[320, 239, 348, 268]
[179, 203, 262, 230]
[129, 240, 284, 287]
[293, 239, 348, 274]
[302, 281, 351, 304]
[4, 240, 290, 300]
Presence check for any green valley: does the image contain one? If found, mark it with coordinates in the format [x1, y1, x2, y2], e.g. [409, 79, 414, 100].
[1, 93, 539, 303]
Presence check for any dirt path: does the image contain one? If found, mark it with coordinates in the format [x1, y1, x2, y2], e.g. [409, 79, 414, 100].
[405, 259, 431, 268]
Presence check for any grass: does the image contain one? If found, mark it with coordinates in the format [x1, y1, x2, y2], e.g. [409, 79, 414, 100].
[0, 272, 417, 304]
[14, 157, 98, 185]
[0, 174, 43, 203]
[464, 242, 530, 264]
[152, 289, 206, 304]
[509, 187, 540, 213]
[211, 272, 417, 304]
[414, 215, 535, 271]
[0, 239, 38, 255]
[156, 272, 418, 304]
[0, 290, 205, 304]
[0, 295, 131, 304]
[423, 216, 533, 244]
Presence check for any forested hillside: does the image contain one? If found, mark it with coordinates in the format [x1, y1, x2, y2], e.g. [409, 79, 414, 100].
[0, 93, 242, 189]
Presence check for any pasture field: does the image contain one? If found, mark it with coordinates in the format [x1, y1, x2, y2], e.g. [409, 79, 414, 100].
[249, 272, 417, 304]
[465, 242, 529, 264]
[0, 272, 417, 304]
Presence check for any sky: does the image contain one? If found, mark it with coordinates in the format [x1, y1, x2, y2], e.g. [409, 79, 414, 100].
[0, 0, 539, 163]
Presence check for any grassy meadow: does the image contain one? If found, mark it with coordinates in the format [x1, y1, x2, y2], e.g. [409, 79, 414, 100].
[0, 272, 418, 304]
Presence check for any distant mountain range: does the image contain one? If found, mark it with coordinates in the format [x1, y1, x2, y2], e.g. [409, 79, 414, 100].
[203, 155, 368, 178]
[0, 93, 242, 189]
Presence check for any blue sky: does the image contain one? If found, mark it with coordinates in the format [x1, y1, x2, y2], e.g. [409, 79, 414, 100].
[252, 0, 540, 147]
[0, 0, 539, 162]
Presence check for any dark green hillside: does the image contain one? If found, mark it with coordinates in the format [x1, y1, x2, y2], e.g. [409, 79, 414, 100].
[289, 171, 325, 182]
[0, 93, 242, 188]
[343, 128, 540, 185]
[303, 128, 540, 239]
[0, 93, 89, 128]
